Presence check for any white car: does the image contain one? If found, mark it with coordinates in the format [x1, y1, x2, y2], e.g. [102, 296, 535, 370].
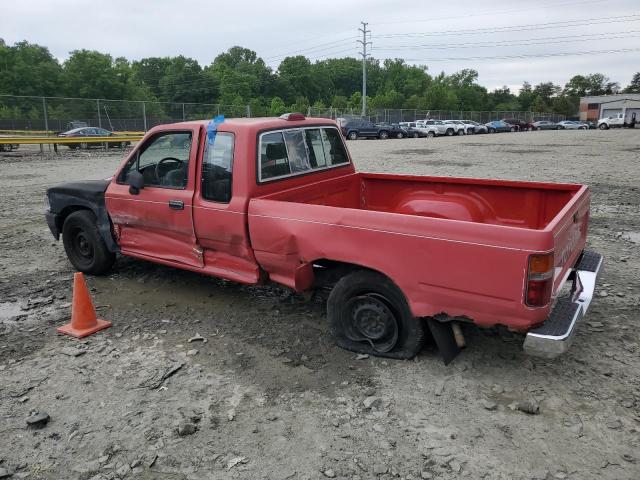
[598, 113, 625, 129]
[443, 120, 466, 136]
[460, 120, 487, 134]
[556, 121, 587, 130]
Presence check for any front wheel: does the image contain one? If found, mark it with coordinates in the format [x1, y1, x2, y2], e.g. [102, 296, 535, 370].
[395, 132, 404, 139]
[62, 210, 115, 275]
[348, 131, 358, 140]
[328, 270, 426, 359]
[378, 131, 389, 139]
[510, 127, 515, 132]
[412, 132, 420, 138]
[445, 129, 454, 136]
[426, 131, 435, 138]
[599, 123, 608, 130]
[488, 128, 495, 133]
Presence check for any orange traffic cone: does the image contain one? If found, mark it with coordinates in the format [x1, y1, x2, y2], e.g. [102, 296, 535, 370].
[57, 272, 112, 338]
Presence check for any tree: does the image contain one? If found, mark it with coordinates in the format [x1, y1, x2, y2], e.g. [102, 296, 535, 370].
[0, 41, 63, 96]
[624, 72, 640, 93]
[564, 73, 619, 97]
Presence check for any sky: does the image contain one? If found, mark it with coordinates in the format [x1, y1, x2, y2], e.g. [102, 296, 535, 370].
[1, 0, 639, 92]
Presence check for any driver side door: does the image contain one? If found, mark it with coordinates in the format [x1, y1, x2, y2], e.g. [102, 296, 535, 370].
[105, 127, 203, 268]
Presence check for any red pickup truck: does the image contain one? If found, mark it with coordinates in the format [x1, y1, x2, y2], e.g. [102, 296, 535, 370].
[46, 113, 602, 363]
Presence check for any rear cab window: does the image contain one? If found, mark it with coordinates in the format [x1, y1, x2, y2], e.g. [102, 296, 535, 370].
[259, 127, 349, 182]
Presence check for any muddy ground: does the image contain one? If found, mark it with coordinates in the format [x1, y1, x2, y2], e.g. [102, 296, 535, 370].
[1, 130, 639, 480]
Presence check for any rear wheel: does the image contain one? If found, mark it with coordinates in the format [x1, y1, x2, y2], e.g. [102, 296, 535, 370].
[445, 129, 454, 136]
[80, 142, 89, 150]
[395, 132, 404, 139]
[488, 128, 495, 133]
[328, 270, 426, 359]
[62, 210, 115, 275]
[509, 127, 515, 132]
[599, 123, 608, 130]
[426, 131, 435, 138]
[378, 131, 389, 139]
[348, 131, 358, 140]
[457, 129, 464, 136]
[412, 132, 420, 138]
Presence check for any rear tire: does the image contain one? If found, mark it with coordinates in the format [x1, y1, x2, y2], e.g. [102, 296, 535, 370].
[599, 123, 608, 130]
[348, 131, 358, 140]
[395, 132, 404, 139]
[378, 131, 389, 139]
[446, 129, 454, 136]
[488, 128, 495, 133]
[510, 127, 515, 132]
[426, 131, 435, 138]
[80, 142, 89, 150]
[62, 210, 115, 275]
[328, 270, 426, 359]
[412, 132, 420, 138]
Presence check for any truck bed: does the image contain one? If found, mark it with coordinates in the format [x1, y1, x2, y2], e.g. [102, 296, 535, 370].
[248, 172, 590, 330]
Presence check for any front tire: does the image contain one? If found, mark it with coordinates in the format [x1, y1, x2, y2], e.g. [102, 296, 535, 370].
[328, 270, 426, 359]
[395, 132, 404, 139]
[599, 123, 608, 130]
[62, 210, 115, 275]
[348, 131, 358, 140]
[378, 131, 389, 139]
[445, 129, 454, 136]
[426, 131, 435, 138]
[488, 128, 495, 133]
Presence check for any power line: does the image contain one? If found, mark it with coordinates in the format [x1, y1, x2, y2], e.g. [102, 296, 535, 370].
[371, 0, 608, 26]
[400, 47, 640, 62]
[374, 14, 640, 38]
[262, 37, 358, 61]
[373, 31, 640, 51]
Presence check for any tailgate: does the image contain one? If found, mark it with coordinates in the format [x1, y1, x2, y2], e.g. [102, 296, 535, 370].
[548, 185, 590, 294]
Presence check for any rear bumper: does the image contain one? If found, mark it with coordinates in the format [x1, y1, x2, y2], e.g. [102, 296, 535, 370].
[523, 250, 603, 358]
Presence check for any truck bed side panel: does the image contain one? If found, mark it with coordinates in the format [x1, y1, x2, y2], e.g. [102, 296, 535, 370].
[248, 198, 553, 330]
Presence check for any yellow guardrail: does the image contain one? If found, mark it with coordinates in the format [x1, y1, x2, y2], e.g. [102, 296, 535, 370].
[0, 135, 143, 145]
[0, 129, 145, 136]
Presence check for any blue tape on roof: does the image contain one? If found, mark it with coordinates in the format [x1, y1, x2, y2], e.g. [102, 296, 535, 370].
[207, 115, 225, 144]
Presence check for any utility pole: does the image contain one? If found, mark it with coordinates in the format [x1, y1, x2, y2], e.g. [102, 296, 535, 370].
[357, 21, 371, 117]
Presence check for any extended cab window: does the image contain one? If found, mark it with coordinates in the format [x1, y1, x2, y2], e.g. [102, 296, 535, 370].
[202, 133, 233, 203]
[119, 132, 192, 189]
[259, 127, 349, 182]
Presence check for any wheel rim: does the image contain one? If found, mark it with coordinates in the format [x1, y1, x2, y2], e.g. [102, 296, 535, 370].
[380, 132, 388, 139]
[349, 132, 357, 140]
[71, 227, 94, 262]
[342, 294, 399, 353]
[396, 133, 403, 139]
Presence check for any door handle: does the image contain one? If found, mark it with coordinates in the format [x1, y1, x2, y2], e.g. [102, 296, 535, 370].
[168, 200, 184, 210]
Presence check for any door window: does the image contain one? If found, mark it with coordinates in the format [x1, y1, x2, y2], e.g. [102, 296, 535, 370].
[119, 131, 192, 189]
[201, 133, 234, 203]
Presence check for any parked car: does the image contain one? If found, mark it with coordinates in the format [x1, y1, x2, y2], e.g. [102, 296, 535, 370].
[485, 120, 514, 133]
[444, 120, 467, 136]
[57, 127, 131, 149]
[557, 121, 587, 130]
[340, 119, 397, 140]
[503, 118, 534, 131]
[598, 112, 636, 129]
[45, 112, 602, 362]
[380, 122, 412, 139]
[532, 120, 558, 131]
[417, 119, 457, 136]
[460, 120, 487, 134]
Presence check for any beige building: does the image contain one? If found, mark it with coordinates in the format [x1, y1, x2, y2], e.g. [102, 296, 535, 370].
[579, 94, 640, 122]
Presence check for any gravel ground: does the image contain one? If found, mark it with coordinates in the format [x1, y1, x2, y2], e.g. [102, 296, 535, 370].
[1, 130, 639, 480]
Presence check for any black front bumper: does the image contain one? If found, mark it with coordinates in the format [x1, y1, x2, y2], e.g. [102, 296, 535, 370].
[45, 211, 60, 239]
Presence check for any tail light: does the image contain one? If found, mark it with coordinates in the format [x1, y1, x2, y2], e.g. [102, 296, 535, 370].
[526, 253, 554, 307]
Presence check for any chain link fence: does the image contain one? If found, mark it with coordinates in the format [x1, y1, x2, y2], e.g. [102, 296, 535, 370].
[0, 94, 565, 133]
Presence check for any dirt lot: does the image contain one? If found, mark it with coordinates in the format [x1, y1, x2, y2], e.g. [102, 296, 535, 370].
[1, 130, 639, 480]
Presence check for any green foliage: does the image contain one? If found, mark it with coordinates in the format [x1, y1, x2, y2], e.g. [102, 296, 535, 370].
[623, 72, 640, 93]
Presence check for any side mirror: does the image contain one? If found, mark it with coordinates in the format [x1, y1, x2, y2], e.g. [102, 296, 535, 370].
[128, 170, 144, 195]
